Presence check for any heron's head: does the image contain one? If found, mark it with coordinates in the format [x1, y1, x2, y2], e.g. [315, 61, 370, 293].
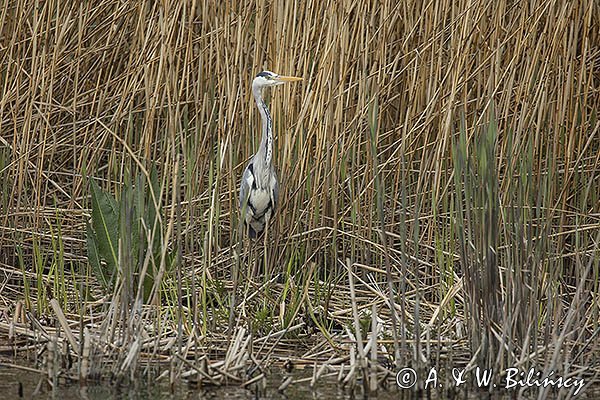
[252, 71, 303, 90]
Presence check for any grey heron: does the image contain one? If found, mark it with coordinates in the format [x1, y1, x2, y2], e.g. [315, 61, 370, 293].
[239, 71, 302, 238]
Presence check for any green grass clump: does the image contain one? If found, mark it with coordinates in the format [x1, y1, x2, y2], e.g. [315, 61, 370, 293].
[87, 168, 175, 302]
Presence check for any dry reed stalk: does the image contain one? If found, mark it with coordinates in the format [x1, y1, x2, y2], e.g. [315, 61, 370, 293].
[277, 375, 292, 391]
[80, 327, 90, 382]
[49, 298, 79, 356]
[369, 304, 378, 393]
[346, 259, 369, 387]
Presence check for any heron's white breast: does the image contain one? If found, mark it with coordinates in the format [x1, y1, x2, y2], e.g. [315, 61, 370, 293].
[249, 188, 271, 215]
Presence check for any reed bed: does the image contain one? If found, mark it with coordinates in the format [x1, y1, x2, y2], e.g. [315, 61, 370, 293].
[1, 0, 599, 398]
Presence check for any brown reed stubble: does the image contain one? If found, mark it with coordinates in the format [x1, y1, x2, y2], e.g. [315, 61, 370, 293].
[1, 0, 599, 384]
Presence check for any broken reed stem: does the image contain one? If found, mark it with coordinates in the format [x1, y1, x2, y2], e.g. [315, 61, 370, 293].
[80, 327, 91, 382]
[369, 304, 378, 393]
[49, 299, 79, 356]
[347, 258, 369, 388]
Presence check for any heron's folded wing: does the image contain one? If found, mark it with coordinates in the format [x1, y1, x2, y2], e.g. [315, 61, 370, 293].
[239, 162, 255, 209]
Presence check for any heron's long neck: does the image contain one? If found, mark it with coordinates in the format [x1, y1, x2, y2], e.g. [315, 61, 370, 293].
[253, 86, 273, 167]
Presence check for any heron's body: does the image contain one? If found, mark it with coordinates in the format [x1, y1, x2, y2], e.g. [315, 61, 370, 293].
[239, 71, 301, 237]
[240, 159, 278, 237]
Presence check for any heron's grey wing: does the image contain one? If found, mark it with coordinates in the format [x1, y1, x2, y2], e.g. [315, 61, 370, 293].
[239, 162, 255, 210]
[271, 171, 279, 214]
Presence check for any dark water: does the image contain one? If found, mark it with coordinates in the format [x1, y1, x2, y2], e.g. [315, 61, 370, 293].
[0, 364, 414, 400]
[2, 362, 594, 399]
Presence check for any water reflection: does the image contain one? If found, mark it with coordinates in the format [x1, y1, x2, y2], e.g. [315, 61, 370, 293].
[0, 363, 525, 400]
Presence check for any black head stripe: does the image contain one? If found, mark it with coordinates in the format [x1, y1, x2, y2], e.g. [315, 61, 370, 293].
[257, 71, 272, 78]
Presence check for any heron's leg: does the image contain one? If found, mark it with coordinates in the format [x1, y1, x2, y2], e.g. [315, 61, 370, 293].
[263, 215, 270, 281]
[251, 237, 259, 282]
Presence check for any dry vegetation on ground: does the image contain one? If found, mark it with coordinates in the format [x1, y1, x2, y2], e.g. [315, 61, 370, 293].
[1, 0, 599, 398]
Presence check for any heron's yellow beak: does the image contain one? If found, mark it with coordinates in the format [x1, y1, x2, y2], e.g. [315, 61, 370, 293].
[276, 75, 303, 82]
